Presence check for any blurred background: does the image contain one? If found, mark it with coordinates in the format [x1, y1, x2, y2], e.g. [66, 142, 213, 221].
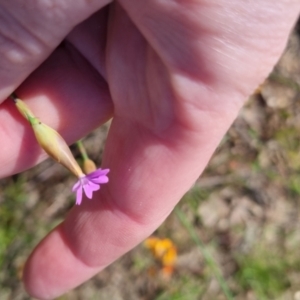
[2, 22, 300, 300]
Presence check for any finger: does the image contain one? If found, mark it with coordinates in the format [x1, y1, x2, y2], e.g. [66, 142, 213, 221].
[0, 42, 113, 178]
[119, 0, 300, 98]
[24, 115, 218, 300]
[0, 0, 111, 101]
[23, 2, 300, 299]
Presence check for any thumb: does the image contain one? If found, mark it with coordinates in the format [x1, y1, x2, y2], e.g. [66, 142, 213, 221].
[0, 0, 111, 101]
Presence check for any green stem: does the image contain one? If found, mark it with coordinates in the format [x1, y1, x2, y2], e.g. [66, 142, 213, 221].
[175, 207, 234, 300]
[76, 140, 89, 160]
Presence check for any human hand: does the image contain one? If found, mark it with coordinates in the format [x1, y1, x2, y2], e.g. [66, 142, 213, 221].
[0, 1, 299, 298]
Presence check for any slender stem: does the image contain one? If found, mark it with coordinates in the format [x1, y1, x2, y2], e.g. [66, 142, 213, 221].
[76, 140, 89, 160]
[175, 207, 234, 300]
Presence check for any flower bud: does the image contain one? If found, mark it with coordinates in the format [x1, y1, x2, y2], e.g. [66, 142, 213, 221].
[13, 97, 84, 178]
[30, 117, 84, 178]
[83, 158, 97, 174]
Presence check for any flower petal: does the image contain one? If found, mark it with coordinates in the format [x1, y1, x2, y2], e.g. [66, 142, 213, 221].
[89, 176, 109, 184]
[71, 169, 109, 205]
[75, 186, 83, 205]
[87, 181, 100, 193]
[72, 180, 81, 192]
[83, 183, 94, 199]
[87, 168, 110, 179]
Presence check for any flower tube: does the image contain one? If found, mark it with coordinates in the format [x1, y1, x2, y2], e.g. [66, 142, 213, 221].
[12, 95, 109, 205]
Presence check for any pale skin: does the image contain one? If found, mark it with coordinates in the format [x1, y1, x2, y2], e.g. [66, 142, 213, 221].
[0, 1, 299, 299]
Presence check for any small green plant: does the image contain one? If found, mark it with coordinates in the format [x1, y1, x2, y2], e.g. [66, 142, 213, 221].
[235, 247, 290, 299]
[0, 176, 27, 266]
[155, 275, 204, 300]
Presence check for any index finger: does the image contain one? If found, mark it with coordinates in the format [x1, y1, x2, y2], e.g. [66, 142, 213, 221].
[0, 0, 110, 101]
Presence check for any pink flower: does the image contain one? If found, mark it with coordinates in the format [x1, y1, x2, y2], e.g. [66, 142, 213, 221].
[72, 168, 110, 205]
